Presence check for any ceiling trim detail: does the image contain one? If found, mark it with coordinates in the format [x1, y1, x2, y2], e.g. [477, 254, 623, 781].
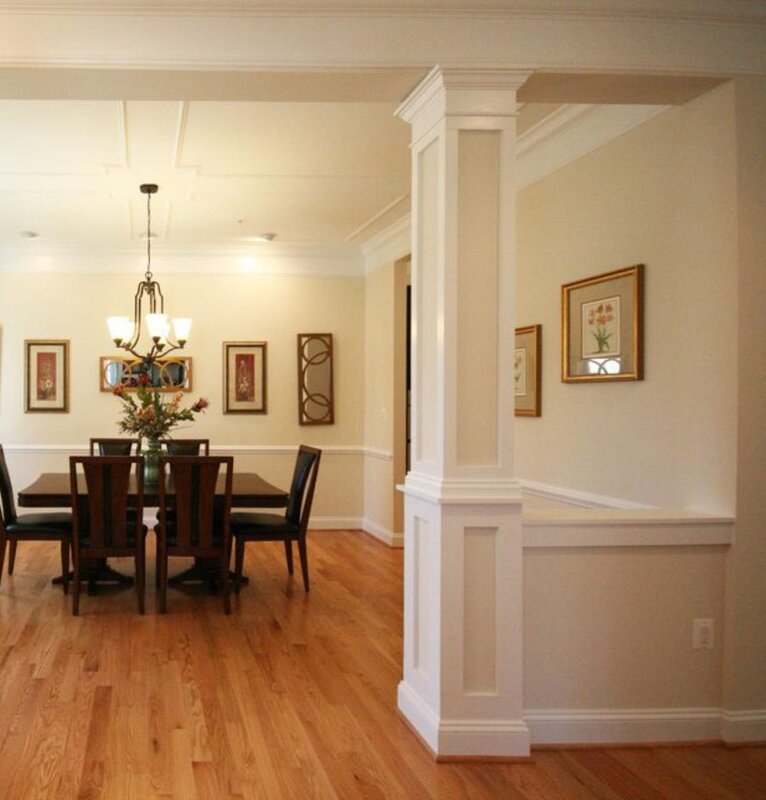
[0, 2, 763, 25]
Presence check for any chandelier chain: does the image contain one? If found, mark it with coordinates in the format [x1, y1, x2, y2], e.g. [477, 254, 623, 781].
[145, 187, 153, 282]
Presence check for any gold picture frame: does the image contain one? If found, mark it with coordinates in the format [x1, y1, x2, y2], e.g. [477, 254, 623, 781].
[99, 355, 193, 392]
[223, 341, 267, 414]
[562, 264, 644, 383]
[515, 324, 541, 417]
[25, 339, 69, 413]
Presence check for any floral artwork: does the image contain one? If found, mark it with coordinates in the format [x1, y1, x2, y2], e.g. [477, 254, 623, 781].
[561, 264, 644, 383]
[514, 325, 541, 416]
[25, 340, 69, 413]
[224, 341, 267, 413]
[113, 374, 208, 442]
[36, 352, 57, 400]
[514, 348, 526, 396]
[581, 296, 620, 357]
[235, 354, 255, 402]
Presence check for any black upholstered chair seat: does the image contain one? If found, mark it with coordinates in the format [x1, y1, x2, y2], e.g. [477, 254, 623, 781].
[232, 445, 321, 593]
[1, 443, 73, 592]
[5, 512, 72, 536]
[230, 512, 300, 538]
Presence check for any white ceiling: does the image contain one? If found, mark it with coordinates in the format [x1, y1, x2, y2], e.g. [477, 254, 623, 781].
[0, 69, 725, 270]
[0, 98, 412, 251]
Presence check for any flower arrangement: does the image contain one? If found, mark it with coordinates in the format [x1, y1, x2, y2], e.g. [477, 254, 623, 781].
[113, 375, 208, 442]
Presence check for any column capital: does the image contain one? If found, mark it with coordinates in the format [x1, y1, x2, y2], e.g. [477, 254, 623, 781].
[396, 65, 532, 130]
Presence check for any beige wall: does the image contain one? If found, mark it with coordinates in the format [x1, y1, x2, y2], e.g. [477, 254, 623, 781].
[524, 546, 727, 709]
[0, 271, 365, 521]
[723, 77, 766, 717]
[361, 251, 408, 543]
[516, 83, 739, 515]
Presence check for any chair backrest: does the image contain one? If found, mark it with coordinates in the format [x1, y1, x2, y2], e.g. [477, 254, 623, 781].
[162, 439, 210, 456]
[158, 456, 233, 551]
[89, 438, 139, 456]
[285, 445, 322, 531]
[0, 444, 17, 526]
[69, 456, 144, 553]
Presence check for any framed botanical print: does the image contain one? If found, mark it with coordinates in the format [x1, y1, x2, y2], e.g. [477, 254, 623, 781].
[25, 340, 69, 413]
[561, 264, 644, 383]
[223, 341, 267, 413]
[515, 324, 541, 417]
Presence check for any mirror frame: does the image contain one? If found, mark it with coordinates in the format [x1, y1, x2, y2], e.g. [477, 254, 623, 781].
[99, 355, 193, 393]
[297, 333, 334, 425]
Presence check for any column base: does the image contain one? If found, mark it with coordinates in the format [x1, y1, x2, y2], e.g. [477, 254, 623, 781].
[398, 680, 531, 759]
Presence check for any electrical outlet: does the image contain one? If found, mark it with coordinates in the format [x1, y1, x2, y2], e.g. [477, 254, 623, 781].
[692, 618, 715, 650]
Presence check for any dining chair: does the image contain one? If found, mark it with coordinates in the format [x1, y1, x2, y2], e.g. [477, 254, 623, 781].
[155, 455, 234, 614]
[89, 438, 140, 456]
[231, 445, 321, 592]
[69, 455, 147, 615]
[161, 439, 210, 456]
[0, 444, 72, 592]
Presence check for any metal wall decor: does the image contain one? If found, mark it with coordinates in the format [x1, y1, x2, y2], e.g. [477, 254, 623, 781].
[297, 333, 334, 425]
[100, 355, 192, 392]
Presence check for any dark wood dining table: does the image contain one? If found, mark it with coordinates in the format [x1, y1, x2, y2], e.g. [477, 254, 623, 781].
[18, 471, 289, 510]
[17, 471, 289, 590]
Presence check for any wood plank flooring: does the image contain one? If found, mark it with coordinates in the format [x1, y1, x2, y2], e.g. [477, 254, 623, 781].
[0, 531, 764, 799]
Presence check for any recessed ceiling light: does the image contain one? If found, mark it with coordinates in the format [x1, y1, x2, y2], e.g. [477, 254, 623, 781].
[20, 231, 39, 239]
[248, 233, 277, 243]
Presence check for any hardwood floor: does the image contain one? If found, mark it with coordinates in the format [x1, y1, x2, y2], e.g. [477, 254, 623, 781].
[0, 531, 764, 799]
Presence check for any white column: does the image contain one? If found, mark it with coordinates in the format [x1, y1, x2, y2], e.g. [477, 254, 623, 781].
[396, 67, 531, 758]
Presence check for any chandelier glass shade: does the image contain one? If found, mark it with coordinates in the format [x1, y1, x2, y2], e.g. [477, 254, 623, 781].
[107, 183, 191, 367]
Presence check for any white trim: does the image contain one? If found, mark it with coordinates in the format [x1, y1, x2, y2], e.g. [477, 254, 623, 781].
[721, 710, 766, 744]
[519, 478, 651, 509]
[402, 473, 524, 505]
[398, 680, 441, 754]
[0, 243, 365, 277]
[516, 103, 670, 189]
[0, 4, 763, 25]
[525, 707, 724, 745]
[522, 509, 734, 548]
[437, 718, 532, 758]
[361, 215, 412, 272]
[363, 448, 393, 462]
[361, 517, 404, 547]
[399, 680, 531, 757]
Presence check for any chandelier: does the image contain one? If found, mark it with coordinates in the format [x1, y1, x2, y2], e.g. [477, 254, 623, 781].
[107, 183, 191, 367]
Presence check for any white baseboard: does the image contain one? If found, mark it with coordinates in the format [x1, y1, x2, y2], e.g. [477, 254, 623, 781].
[361, 517, 404, 547]
[398, 681, 531, 757]
[722, 710, 766, 743]
[525, 707, 723, 745]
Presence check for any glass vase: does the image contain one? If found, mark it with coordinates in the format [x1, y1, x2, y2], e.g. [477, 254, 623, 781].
[143, 437, 162, 486]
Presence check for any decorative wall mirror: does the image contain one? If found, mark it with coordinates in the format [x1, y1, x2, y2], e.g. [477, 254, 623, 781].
[100, 356, 193, 392]
[297, 333, 334, 425]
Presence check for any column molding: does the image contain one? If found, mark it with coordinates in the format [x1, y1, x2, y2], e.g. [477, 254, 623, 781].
[395, 66, 531, 758]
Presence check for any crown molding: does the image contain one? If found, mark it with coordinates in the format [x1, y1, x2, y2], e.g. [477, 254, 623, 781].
[0, 2, 763, 25]
[516, 102, 670, 188]
[0, 242, 366, 276]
